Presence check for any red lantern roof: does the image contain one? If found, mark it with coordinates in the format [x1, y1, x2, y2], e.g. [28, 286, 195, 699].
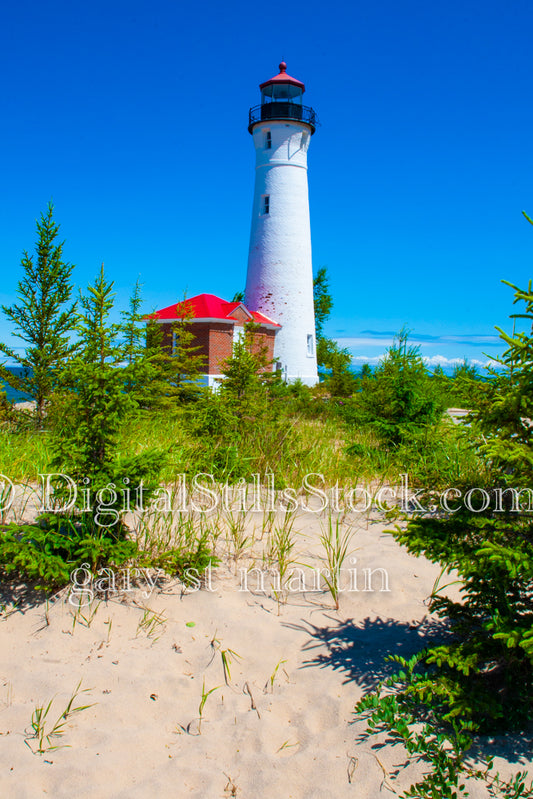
[259, 61, 305, 92]
[149, 293, 281, 329]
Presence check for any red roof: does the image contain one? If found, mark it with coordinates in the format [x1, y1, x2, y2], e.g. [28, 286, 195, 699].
[260, 61, 305, 92]
[150, 293, 280, 328]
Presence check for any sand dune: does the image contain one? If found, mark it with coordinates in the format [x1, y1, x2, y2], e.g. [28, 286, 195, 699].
[0, 508, 530, 798]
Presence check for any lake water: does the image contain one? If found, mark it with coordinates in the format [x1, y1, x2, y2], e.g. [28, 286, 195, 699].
[0, 366, 34, 402]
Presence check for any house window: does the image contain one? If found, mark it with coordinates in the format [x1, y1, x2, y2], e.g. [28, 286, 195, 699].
[265, 130, 272, 149]
[301, 131, 309, 151]
[307, 334, 314, 355]
[262, 195, 270, 215]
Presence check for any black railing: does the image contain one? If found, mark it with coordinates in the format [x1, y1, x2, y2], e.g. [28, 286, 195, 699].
[248, 103, 318, 133]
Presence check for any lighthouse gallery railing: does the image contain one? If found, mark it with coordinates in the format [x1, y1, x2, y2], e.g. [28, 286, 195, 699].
[248, 103, 317, 133]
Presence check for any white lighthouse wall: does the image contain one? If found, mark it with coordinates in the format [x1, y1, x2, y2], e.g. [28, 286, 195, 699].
[245, 120, 318, 386]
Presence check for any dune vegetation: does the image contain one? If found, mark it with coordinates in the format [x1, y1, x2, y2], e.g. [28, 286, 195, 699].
[1, 207, 533, 797]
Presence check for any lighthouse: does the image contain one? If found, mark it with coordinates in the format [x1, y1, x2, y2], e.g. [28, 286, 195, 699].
[244, 62, 319, 386]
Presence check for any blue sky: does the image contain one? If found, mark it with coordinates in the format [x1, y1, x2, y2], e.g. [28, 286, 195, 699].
[1, 0, 531, 372]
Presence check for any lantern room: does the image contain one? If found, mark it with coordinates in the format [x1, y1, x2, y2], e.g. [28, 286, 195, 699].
[248, 61, 317, 133]
[260, 61, 305, 104]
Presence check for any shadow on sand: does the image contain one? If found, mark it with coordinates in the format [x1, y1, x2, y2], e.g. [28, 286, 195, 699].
[288, 614, 533, 765]
[286, 614, 448, 690]
[0, 577, 52, 614]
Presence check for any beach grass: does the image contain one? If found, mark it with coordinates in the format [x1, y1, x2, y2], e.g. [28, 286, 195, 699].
[0, 405, 485, 493]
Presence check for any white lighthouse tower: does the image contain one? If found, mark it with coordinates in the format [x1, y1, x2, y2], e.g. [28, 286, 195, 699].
[244, 62, 319, 386]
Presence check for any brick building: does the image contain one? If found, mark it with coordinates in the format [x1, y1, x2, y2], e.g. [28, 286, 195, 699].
[150, 293, 280, 388]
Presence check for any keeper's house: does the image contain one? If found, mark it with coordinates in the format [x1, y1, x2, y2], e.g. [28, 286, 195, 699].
[150, 293, 280, 388]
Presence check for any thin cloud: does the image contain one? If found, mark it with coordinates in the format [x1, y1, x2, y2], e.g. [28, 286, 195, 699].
[422, 355, 500, 369]
[350, 354, 387, 366]
[336, 336, 396, 348]
[348, 353, 500, 370]
[356, 330, 502, 347]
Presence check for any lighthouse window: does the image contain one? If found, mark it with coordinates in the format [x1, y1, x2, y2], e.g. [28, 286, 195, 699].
[265, 131, 272, 149]
[307, 334, 314, 355]
[262, 195, 270, 215]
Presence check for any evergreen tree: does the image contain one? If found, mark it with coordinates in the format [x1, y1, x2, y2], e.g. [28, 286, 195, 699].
[474, 277, 533, 484]
[317, 337, 356, 397]
[313, 266, 333, 341]
[52, 266, 164, 531]
[121, 279, 145, 367]
[0, 387, 12, 422]
[169, 299, 207, 402]
[430, 363, 451, 405]
[452, 358, 478, 380]
[355, 328, 443, 445]
[0, 204, 78, 426]
[53, 266, 129, 485]
[449, 358, 484, 407]
[144, 296, 207, 407]
[220, 321, 274, 408]
[119, 279, 157, 403]
[79, 263, 119, 364]
[388, 280, 533, 731]
[313, 265, 354, 388]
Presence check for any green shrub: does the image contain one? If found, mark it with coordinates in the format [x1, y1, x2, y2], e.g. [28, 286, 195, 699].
[0, 517, 138, 590]
[352, 329, 444, 446]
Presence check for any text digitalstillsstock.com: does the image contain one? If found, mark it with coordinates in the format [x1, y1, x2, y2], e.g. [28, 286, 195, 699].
[1, 472, 532, 524]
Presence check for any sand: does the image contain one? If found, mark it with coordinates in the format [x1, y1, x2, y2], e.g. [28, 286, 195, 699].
[0, 503, 531, 798]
